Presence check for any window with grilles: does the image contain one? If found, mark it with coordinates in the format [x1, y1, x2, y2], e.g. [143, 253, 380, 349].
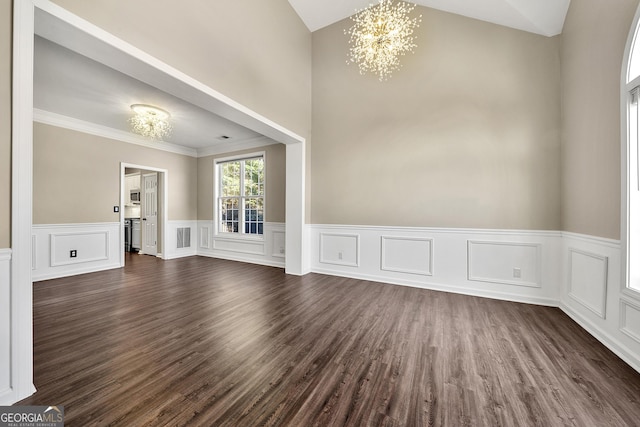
[217, 156, 264, 236]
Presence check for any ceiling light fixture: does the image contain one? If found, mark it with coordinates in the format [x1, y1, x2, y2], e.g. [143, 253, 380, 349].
[129, 104, 172, 140]
[345, 0, 421, 81]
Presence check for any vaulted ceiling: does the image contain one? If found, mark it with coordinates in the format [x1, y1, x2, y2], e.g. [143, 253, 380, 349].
[288, 0, 570, 36]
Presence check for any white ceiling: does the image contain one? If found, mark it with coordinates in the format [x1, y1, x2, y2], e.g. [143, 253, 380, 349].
[34, 36, 270, 157]
[288, 0, 571, 36]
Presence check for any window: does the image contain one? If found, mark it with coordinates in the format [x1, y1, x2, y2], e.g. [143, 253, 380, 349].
[217, 155, 264, 236]
[624, 7, 640, 296]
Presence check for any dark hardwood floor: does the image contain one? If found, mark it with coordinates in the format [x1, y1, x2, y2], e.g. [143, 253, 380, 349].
[18, 253, 640, 426]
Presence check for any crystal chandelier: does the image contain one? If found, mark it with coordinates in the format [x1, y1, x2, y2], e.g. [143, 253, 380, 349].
[129, 104, 172, 140]
[345, 0, 421, 81]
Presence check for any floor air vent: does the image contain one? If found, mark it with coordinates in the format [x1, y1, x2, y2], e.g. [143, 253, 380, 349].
[177, 227, 191, 249]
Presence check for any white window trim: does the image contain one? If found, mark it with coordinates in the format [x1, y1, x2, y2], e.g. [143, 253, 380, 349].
[214, 151, 266, 241]
[622, 3, 640, 302]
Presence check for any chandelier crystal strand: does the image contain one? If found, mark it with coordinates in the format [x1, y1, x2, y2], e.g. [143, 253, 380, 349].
[129, 104, 172, 140]
[346, 0, 421, 81]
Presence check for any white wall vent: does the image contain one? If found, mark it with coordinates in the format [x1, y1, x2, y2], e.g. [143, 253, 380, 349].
[177, 227, 191, 249]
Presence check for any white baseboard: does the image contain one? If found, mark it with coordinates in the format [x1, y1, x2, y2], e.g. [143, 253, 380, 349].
[311, 266, 559, 307]
[0, 249, 11, 402]
[561, 301, 640, 373]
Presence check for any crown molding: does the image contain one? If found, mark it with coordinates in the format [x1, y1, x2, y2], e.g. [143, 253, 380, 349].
[33, 108, 199, 157]
[33, 109, 281, 158]
[196, 135, 279, 157]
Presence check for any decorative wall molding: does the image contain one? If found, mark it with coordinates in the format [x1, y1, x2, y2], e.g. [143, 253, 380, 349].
[32, 223, 121, 281]
[200, 225, 211, 249]
[561, 231, 621, 248]
[319, 233, 360, 267]
[272, 230, 286, 259]
[50, 230, 109, 267]
[567, 248, 609, 318]
[213, 237, 265, 256]
[620, 298, 640, 344]
[197, 221, 285, 268]
[560, 232, 640, 374]
[0, 248, 11, 261]
[468, 240, 541, 288]
[309, 225, 561, 307]
[381, 236, 433, 276]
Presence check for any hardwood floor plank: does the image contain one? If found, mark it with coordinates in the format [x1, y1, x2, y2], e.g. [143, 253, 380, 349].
[16, 253, 640, 426]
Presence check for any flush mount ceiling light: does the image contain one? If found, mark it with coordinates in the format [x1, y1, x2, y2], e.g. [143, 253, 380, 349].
[345, 0, 421, 81]
[129, 104, 172, 140]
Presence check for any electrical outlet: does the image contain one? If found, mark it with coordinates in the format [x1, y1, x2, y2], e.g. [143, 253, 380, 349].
[513, 267, 521, 278]
[70, 250, 77, 258]
[338, 251, 343, 260]
[114, 206, 120, 213]
[279, 248, 285, 254]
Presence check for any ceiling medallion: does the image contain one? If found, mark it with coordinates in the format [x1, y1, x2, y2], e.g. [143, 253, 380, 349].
[346, 0, 422, 81]
[129, 104, 172, 140]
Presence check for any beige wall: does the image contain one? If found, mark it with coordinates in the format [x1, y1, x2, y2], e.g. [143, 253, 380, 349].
[50, 0, 312, 142]
[33, 123, 197, 224]
[198, 143, 286, 223]
[311, 8, 561, 229]
[560, 0, 639, 240]
[0, 1, 11, 248]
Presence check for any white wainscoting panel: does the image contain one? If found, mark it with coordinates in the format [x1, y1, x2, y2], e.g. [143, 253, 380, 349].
[164, 221, 198, 260]
[468, 241, 541, 288]
[381, 236, 433, 276]
[272, 230, 286, 258]
[50, 230, 109, 267]
[310, 225, 560, 306]
[200, 225, 211, 249]
[0, 249, 11, 401]
[32, 223, 121, 281]
[197, 221, 285, 268]
[213, 238, 265, 255]
[319, 233, 359, 267]
[568, 248, 608, 318]
[620, 299, 640, 344]
[560, 232, 640, 374]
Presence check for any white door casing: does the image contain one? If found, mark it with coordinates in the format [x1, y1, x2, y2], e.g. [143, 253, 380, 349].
[142, 173, 158, 256]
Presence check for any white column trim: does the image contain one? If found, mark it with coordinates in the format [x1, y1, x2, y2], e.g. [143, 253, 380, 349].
[8, 0, 36, 405]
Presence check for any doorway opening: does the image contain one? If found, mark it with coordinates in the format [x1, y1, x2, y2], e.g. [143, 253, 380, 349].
[120, 163, 167, 266]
